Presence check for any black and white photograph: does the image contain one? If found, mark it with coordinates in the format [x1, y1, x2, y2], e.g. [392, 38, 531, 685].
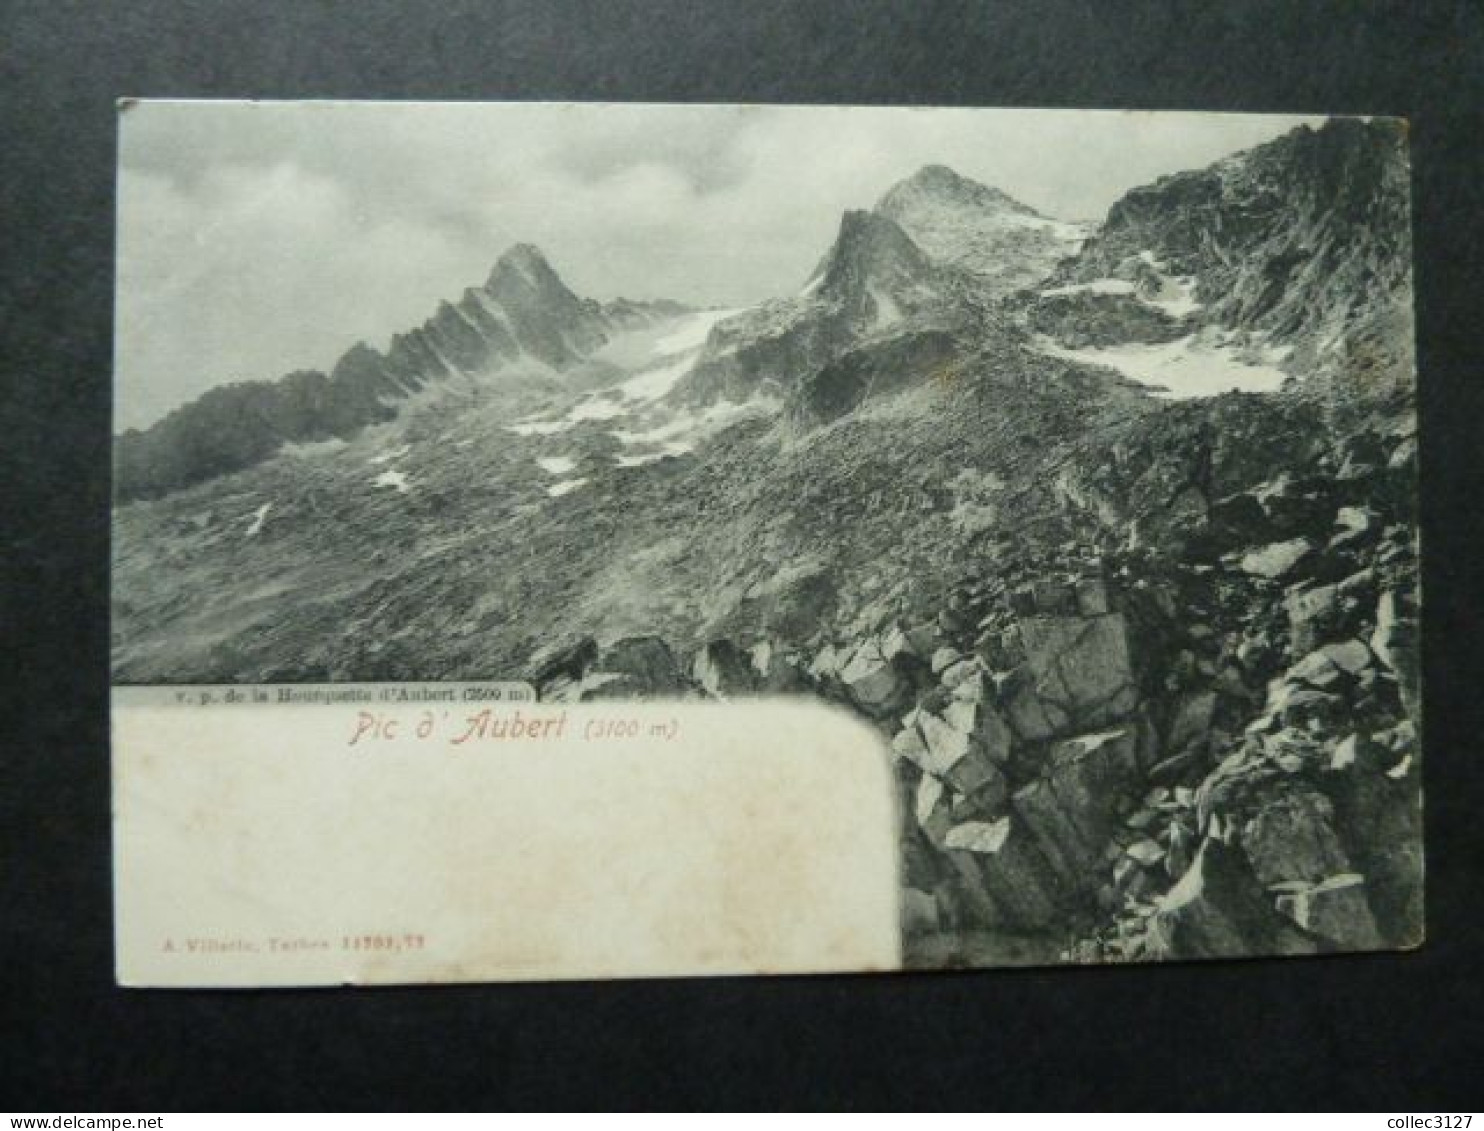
[111, 101, 1421, 973]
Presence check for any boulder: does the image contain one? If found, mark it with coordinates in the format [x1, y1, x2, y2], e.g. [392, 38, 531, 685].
[1330, 505, 1378, 549]
[575, 671, 651, 700]
[1166, 688, 1217, 753]
[1075, 576, 1112, 616]
[525, 634, 598, 686]
[903, 621, 941, 656]
[1254, 475, 1333, 534]
[1147, 838, 1323, 960]
[1325, 736, 1424, 946]
[940, 656, 980, 690]
[1320, 638, 1373, 676]
[749, 561, 839, 641]
[1011, 728, 1141, 890]
[1125, 838, 1166, 868]
[691, 638, 759, 698]
[1285, 583, 1341, 656]
[915, 707, 1009, 798]
[891, 720, 931, 765]
[1288, 649, 1343, 689]
[1273, 874, 1382, 951]
[1240, 786, 1351, 885]
[879, 624, 916, 661]
[839, 639, 914, 717]
[808, 642, 844, 682]
[596, 635, 683, 695]
[900, 887, 942, 936]
[930, 646, 962, 674]
[1006, 586, 1037, 617]
[944, 697, 1015, 767]
[1388, 434, 1418, 470]
[750, 641, 809, 694]
[942, 816, 1061, 930]
[913, 773, 956, 844]
[1239, 538, 1314, 579]
[1267, 679, 1342, 728]
[1032, 578, 1078, 615]
[1000, 666, 1072, 741]
[949, 668, 991, 704]
[1017, 612, 1140, 733]
[1370, 590, 1421, 720]
[1334, 430, 1389, 480]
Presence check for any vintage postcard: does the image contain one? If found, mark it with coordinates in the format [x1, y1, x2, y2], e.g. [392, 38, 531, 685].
[112, 102, 1421, 985]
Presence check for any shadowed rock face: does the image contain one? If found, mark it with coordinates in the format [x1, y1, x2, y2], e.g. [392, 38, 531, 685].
[810, 210, 940, 313]
[790, 330, 961, 427]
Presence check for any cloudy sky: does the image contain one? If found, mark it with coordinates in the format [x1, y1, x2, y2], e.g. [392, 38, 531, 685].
[116, 102, 1319, 430]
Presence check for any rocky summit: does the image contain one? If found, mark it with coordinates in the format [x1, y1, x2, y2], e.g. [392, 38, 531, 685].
[876, 163, 1088, 293]
[112, 118, 1421, 969]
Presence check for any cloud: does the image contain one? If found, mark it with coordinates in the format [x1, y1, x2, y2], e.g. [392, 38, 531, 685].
[116, 102, 1321, 429]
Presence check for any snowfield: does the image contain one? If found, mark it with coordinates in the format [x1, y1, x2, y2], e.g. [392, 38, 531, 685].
[1040, 279, 1137, 298]
[506, 308, 743, 438]
[1034, 331, 1291, 399]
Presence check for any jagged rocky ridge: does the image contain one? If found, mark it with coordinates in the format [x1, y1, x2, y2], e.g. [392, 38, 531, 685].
[115, 245, 688, 502]
[113, 117, 1420, 968]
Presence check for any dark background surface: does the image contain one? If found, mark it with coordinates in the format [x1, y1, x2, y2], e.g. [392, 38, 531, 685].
[3, 0, 1483, 1111]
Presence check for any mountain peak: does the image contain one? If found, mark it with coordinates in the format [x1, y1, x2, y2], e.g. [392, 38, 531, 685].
[871, 164, 1082, 292]
[497, 242, 551, 268]
[808, 210, 934, 299]
[486, 243, 562, 291]
[877, 164, 1039, 220]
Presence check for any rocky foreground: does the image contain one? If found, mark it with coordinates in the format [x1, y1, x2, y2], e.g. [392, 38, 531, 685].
[521, 401, 1421, 968]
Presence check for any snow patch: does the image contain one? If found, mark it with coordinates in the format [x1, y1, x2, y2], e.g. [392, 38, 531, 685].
[536, 455, 576, 475]
[614, 442, 694, 468]
[507, 310, 748, 441]
[868, 285, 903, 327]
[1040, 278, 1137, 298]
[368, 443, 411, 465]
[566, 395, 629, 423]
[244, 502, 272, 537]
[507, 418, 575, 437]
[1033, 331, 1291, 399]
[371, 470, 412, 493]
[654, 308, 741, 355]
[281, 437, 347, 458]
[546, 477, 588, 498]
[1145, 276, 1203, 317]
[609, 393, 781, 453]
[616, 354, 698, 401]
